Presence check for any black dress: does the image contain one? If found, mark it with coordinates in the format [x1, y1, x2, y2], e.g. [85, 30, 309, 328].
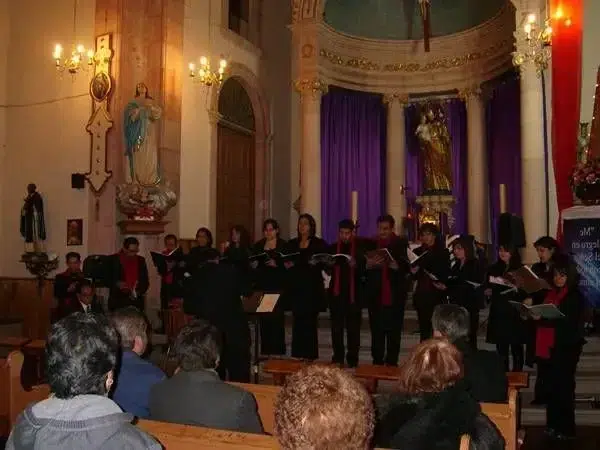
[284, 237, 328, 360]
[447, 259, 484, 348]
[251, 238, 288, 355]
[412, 243, 450, 341]
[485, 260, 527, 371]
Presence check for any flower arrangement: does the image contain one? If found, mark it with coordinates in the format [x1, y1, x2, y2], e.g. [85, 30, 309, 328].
[570, 158, 600, 204]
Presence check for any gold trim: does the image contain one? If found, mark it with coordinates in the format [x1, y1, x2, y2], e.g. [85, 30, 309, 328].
[320, 39, 512, 73]
[382, 93, 410, 105]
[294, 78, 329, 97]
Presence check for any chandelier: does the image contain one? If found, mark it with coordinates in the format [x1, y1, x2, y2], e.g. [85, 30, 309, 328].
[188, 56, 228, 86]
[52, 0, 96, 76]
[512, 13, 553, 75]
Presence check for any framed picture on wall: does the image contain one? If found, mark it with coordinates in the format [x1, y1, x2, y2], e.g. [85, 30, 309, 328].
[67, 219, 83, 246]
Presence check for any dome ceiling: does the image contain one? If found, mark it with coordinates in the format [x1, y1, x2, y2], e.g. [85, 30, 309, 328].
[324, 0, 507, 41]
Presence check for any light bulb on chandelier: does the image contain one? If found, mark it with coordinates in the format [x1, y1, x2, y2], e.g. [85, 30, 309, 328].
[189, 55, 228, 86]
[52, 43, 96, 75]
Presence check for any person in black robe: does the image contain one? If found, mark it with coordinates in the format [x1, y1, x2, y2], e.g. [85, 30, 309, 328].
[250, 219, 288, 356]
[284, 213, 327, 360]
[221, 225, 252, 271]
[528, 255, 585, 439]
[440, 235, 484, 348]
[411, 223, 450, 341]
[365, 215, 410, 366]
[157, 234, 184, 311]
[485, 244, 527, 371]
[182, 248, 253, 382]
[326, 219, 369, 367]
[53, 252, 85, 320]
[109, 237, 149, 312]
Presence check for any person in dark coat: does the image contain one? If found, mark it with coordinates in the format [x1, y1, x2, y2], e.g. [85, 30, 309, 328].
[411, 224, 450, 341]
[432, 304, 508, 403]
[283, 214, 328, 360]
[528, 255, 585, 439]
[485, 245, 527, 371]
[439, 235, 484, 348]
[220, 225, 252, 273]
[62, 279, 103, 317]
[250, 219, 288, 356]
[182, 248, 252, 382]
[53, 252, 85, 320]
[365, 215, 410, 366]
[373, 338, 504, 450]
[109, 237, 149, 312]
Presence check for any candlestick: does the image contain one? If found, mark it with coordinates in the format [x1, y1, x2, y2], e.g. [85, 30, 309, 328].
[499, 184, 508, 214]
[351, 191, 358, 225]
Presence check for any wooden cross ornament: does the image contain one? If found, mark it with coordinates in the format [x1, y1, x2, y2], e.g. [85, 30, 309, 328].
[418, 0, 431, 52]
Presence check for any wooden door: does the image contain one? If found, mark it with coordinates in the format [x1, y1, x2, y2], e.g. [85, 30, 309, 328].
[216, 123, 255, 244]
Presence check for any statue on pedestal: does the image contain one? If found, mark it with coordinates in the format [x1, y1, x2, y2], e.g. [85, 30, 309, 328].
[20, 183, 46, 254]
[117, 83, 176, 222]
[415, 109, 453, 194]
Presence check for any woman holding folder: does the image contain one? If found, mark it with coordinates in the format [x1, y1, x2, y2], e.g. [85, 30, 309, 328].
[284, 213, 327, 360]
[250, 219, 288, 356]
[528, 255, 585, 440]
[485, 245, 527, 371]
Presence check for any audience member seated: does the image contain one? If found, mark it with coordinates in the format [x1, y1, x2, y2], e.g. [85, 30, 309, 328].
[149, 319, 263, 434]
[112, 306, 165, 418]
[432, 303, 508, 403]
[274, 365, 374, 450]
[62, 279, 104, 317]
[6, 313, 160, 450]
[373, 338, 505, 450]
[53, 251, 84, 317]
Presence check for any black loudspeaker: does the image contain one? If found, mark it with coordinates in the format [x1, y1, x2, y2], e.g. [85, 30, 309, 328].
[83, 254, 113, 287]
[71, 173, 86, 189]
[497, 213, 526, 248]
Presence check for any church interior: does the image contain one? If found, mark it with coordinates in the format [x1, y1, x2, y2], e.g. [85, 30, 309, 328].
[1, 0, 600, 448]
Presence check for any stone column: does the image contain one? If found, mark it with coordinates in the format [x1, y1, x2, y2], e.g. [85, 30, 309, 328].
[516, 25, 547, 263]
[296, 78, 327, 235]
[462, 87, 489, 243]
[383, 94, 408, 233]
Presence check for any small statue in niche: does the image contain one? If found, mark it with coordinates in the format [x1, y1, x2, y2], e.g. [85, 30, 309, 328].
[20, 183, 46, 253]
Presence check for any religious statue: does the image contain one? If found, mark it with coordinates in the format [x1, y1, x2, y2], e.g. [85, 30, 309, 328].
[124, 82, 162, 186]
[20, 183, 46, 253]
[117, 82, 176, 222]
[415, 109, 453, 193]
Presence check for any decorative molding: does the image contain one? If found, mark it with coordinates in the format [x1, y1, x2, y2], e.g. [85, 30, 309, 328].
[292, 0, 323, 24]
[294, 78, 328, 98]
[85, 33, 114, 194]
[458, 84, 483, 100]
[117, 220, 169, 235]
[382, 93, 410, 106]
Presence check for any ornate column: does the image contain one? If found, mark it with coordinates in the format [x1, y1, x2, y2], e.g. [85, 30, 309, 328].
[383, 93, 408, 232]
[295, 79, 327, 234]
[462, 86, 489, 243]
[515, 8, 547, 263]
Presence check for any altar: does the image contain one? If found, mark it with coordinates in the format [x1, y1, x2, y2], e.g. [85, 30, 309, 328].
[563, 205, 600, 307]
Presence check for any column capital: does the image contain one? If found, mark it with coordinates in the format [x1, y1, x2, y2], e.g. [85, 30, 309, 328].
[382, 93, 409, 107]
[294, 78, 328, 100]
[458, 84, 483, 101]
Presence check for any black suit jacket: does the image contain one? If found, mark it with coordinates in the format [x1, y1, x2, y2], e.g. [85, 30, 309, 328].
[454, 339, 508, 403]
[109, 253, 150, 310]
[63, 299, 103, 317]
[149, 370, 263, 434]
[53, 271, 84, 306]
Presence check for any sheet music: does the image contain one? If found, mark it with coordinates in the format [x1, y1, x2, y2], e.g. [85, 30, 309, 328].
[257, 293, 280, 313]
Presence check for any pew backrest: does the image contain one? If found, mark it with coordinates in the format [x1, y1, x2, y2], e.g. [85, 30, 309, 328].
[480, 388, 517, 450]
[229, 382, 279, 434]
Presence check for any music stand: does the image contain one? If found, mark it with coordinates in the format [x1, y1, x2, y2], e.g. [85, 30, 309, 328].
[242, 292, 281, 384]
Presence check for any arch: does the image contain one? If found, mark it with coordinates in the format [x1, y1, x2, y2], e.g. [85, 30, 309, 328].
[210, 62, 271, 240]
[218, 78, 256, 131]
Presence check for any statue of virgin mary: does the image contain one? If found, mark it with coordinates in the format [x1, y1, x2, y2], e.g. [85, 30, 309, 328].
[123, 83, 162, 186]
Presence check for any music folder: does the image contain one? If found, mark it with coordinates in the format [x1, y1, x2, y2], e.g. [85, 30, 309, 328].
[150, 248, 183, 275]
[242, 292, 281, 314]
[366, 248, 396, 265]
[506, 266, 551, 294]
[509, 301, 565, 319]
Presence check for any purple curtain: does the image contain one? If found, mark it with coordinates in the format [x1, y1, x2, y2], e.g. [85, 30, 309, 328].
[445, 99, 468, 235]
[404, 100, 468, 235]
[486, 75, 522, 248]
[321, 87, 386, 243]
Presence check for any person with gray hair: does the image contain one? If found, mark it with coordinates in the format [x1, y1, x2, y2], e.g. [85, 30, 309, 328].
[432, 304, 508, 403]
[111, 306, 165, 418]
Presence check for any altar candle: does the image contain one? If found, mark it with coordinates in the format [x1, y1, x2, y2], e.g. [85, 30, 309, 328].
[499, 184, 508, 214]
[351, 191, 358, 225]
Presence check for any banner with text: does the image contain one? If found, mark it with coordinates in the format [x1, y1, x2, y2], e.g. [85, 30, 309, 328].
[563, 218, 600, 307]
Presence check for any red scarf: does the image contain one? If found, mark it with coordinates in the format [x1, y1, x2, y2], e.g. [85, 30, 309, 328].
[119, 251, 139, 291]
[333, 237, 356, 303]
[378, 234, 396, 306]
[162, 248, 174, 285]
[536, 286, 568, 359]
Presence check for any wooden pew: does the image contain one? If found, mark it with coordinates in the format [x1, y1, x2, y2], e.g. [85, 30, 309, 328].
[0, 350, 50, 432]
[354, 364, 401, 393]
[262, 359, 308, 385]
[229, 382, 279, 435]
[138, 419, 279, 449]
[481, 389, 518, 450]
